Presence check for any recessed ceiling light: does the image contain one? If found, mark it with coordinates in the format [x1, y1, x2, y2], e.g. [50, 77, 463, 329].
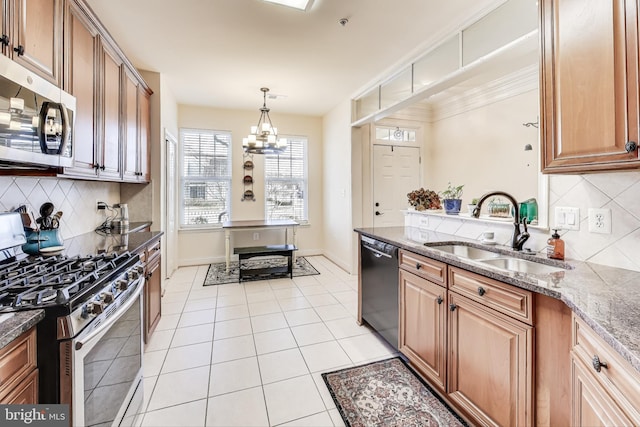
[263, 0, 314, 11]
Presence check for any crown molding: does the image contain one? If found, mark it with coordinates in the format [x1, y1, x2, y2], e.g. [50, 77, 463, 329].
[429, 64, 538, 122]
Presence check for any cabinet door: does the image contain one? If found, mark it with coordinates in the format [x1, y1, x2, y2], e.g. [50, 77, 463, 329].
[138, 87, 150, 182]
[99, 40, 123, 180]
[144, 254, 161, 343]
[11, 0, 62, 85]
[541, 0, 640, 172]
[1, 368, 37, 404]
[571, 354, 633, 426]
[63, 1, 99, 178]
[448, 292, 533, 426]
[399, 269, 446, 391]
[122, 68, 138, 182]
[0, 0, 7, 56]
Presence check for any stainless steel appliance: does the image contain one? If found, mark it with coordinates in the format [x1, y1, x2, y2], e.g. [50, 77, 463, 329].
[360, 235, 399, 350]
[0, 212, 144, 426]
[0, 54, 75, 168]
[111, 204, 130, 234]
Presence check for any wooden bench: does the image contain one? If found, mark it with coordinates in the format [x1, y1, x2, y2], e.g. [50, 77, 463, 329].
[234, 244, 297, 282]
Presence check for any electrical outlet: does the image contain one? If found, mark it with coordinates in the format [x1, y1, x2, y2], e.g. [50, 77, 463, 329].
[588, 208, 612, 234]
[96, 201, 107, 212]
[554, 206, 580, 230]
[253, 232, 259, 241]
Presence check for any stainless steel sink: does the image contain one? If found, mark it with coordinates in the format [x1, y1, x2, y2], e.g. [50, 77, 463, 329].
[479, 257, 566, 275]
[429, 244, 502, 260]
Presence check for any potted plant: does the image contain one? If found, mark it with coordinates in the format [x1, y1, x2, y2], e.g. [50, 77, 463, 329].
[440, 182, 464, 215]
[407, 188, 441, 211]
[467, 197, 479, 215]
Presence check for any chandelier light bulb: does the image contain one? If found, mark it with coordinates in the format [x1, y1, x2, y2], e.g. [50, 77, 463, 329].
[243, 87, 287, 154]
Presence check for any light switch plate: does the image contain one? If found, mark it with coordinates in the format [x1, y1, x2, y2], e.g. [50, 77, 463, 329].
[588, 208, 612, 234]
[554, 207, 580, 230]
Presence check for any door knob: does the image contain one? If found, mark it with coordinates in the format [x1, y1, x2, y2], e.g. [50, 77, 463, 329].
[375, 211, 383, 216]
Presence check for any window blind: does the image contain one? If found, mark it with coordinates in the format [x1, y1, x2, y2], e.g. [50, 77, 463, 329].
[180, 129, 232, 226]
[264, 137, 308, 221]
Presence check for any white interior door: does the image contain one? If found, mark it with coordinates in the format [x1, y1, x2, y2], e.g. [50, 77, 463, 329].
[373, 145, 420, 226]
[165, 131, 178, 278]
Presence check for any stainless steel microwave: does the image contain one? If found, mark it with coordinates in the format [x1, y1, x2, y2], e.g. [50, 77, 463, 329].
[0, 54, 75, 168]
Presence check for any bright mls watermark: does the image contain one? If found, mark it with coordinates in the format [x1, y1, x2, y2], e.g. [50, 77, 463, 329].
[1, 405, 69, 427]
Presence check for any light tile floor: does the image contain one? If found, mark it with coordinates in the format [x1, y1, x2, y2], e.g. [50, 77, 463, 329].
[138, 256, 397, 427]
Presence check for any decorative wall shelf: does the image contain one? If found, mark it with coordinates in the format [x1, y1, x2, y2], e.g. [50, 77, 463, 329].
[241, 154, 255, 202]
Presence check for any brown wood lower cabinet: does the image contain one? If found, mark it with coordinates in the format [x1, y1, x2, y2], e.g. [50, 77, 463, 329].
[142, 238, 162, 343]
[0, 327, 38, 403]
[399, 268, 447, 391]
[398, 249, 533, 426]
[448, 291, 533, 426]
[571, 315, 640, 425]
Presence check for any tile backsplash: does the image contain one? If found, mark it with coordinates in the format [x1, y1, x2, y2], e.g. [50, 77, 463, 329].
[0, 176, 120, 239]
[406, 170, 640, 272]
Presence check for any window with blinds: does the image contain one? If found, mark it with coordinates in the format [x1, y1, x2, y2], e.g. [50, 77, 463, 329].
[264, 136, 308, 222]
[180, 128, 231, 227]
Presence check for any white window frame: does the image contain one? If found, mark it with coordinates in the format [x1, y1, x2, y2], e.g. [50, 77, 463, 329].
[264, 135, 308, 223]
[179, 128, 232, 228]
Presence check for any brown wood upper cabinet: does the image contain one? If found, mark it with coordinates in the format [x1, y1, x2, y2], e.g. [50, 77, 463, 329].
[540, 0, 640, 172]
[0, 0, 63, 86]
[62, 0, 151, 182]
[123, 68, 151, 182]
[64, 0, 98, 178]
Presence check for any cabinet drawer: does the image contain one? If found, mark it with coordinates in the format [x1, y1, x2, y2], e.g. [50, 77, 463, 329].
[146, 240, 161, 264]
[399, 250, 446, 284]
[572, 315, 640, 422]
[0, 328, 37, 401]
[448, 267, 532, 325]
[1, 369, 38, 404]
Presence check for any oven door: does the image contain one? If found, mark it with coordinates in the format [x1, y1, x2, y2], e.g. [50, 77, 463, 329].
[62, 281, 144, 427]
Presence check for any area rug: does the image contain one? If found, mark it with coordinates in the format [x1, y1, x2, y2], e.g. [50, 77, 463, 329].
[322, 357, 466, 427]
[203, 256, 319, 285]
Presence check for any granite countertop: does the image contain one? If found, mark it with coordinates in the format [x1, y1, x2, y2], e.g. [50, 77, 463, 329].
[0, 310, 44, 350]
[61, 223, 162, 258]
[356, 226, 640, 373]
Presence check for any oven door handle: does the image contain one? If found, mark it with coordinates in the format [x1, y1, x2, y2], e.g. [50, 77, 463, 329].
[75, 280, 143, 351]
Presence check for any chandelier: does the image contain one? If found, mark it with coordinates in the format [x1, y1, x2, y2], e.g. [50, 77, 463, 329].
[243, 87, 287, 155]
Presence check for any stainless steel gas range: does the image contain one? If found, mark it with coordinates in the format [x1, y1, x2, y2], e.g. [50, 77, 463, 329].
[0, 212, 144, 427]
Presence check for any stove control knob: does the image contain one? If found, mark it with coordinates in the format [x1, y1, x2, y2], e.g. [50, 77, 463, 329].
[85, 301, 104, 316]
[101, 292, 114, 304]
[129, 270, 140, 280]
[92, 302, 104, 315]
[117, 279, 129, 291]
[136, 265, 145, 275]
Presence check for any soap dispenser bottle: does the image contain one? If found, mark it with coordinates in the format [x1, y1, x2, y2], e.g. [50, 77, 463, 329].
[547, 229, 565, 260]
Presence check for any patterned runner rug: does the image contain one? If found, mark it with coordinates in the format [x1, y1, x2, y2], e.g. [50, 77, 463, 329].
[203, 256, 319, 285]
[322, 357, 466, 427]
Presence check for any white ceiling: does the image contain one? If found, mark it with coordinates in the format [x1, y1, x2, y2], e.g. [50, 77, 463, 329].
[85, 0, 497, 116]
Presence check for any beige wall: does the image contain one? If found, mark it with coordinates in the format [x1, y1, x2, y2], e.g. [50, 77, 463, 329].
[426, 89, 539, 206]
[322, 99, 354, 273]
[176, 105, 324, 266]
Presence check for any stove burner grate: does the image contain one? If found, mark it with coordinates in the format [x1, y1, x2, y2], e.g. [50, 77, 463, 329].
[0, 251, 137, 309]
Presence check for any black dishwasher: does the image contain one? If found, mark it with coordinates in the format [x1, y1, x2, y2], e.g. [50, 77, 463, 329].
[360, 235, 399, 350]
